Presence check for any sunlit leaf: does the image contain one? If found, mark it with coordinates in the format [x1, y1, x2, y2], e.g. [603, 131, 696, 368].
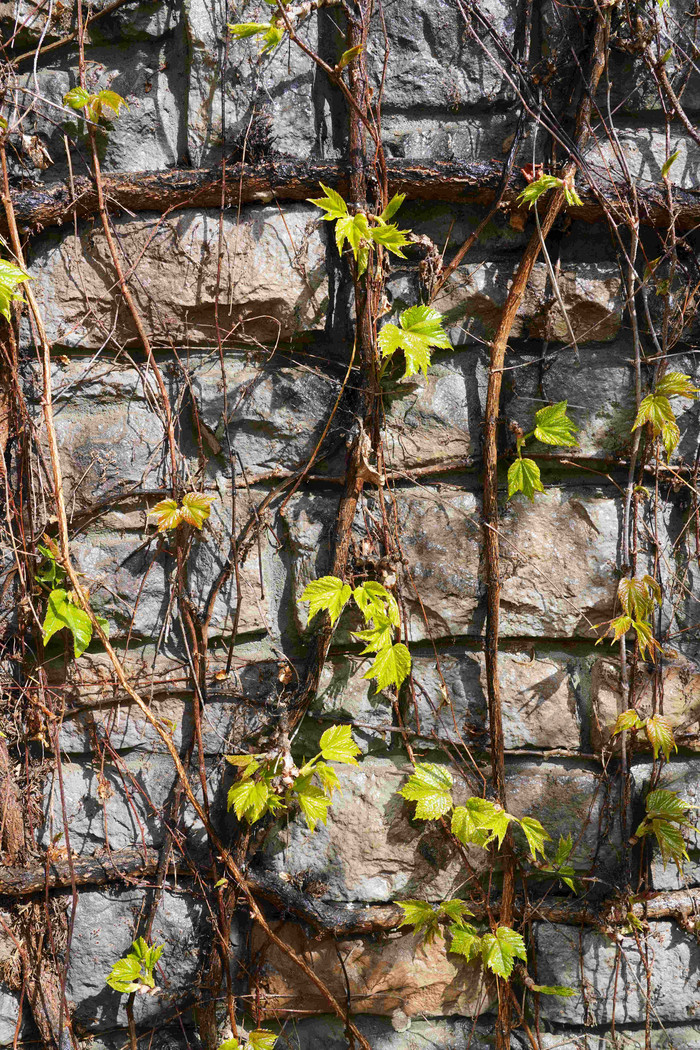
[448, 924, 482, 962]
[337, 44, 363, 69]
[227, 778, 270, 823]
[533, 401, 578, 447]
[397, 899, 442, 943]
[248, 1032, 278, 1050]
[42, 589, 93, 658]
[518, 816, 551, 860]
[380, 193, 406, 222]
[63, 86, 91, 111]
[529, 983, 576, 997]
[148, 498, 182, 532]
[369, 221, 411, 258]
[481, 926, 527, 979]
[314, 761, 342, 797]
[451, 797, 512, 849]
[645, 714, 676, 762]
[661, 150, 680, 179]
[633, 393, 675, 433]
[294, 776, 331, 831]
[516, 174, 562, 208]
[180, 492, 215, 529]
[644, 788, 691, 822]
[361, 641, 411, 691]
[228, 21, 270, 40]
[307, 183, 349, 221]
[507, 457, 544, 501]
[353, 581, 400, 626]
[611, 708, 644, 736]
[655, 371, 698, 399]
[0, 258, 30, 322]
[399, 762, 453, 820]
[378, 305, 451, 378]
[352, 613, 394, 654]
[301, 575, 352, 626]
[319, 724, 361, 765]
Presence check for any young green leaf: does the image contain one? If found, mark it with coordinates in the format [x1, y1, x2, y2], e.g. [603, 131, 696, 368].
[352, 613, 394, 654]
[378, 306, 451, 378]
[379, 193, 406, 223]
[518, 816, 551, 860]
[335, 212, 369, 260]
[314, 761, 342, 797]
[661, 419, 680, 457]
[227, 778, 270, 823]
[300, 575, 352, 626]
[217, 1040, 240, 1050]
[645, 714, 676, 762]
[105, 955, 142, 994]
[260, 23, 285, 52]
[448, 924, 483, 962]
[180, 492, 215, 529]
[228, 21, 271, 40]
[294, 777, 331, 831]
[353, 581, 400, 626]
[42, 589, 94, 658]
[0, 258, 30, 321]
[361, 641, 411, 691]
[439, 899, 474, 925]
[533, 401, 578, 447]
[149, 498, 182, 532]
[450, 798, 512, 849]
[307, 183, 349, 221]
[632, 619, 662, 663]
[337, 44, 363, 69]
[399, 763, 453, 820]
[93, 89, 128, 119]
[481, 926, 527, 980]
[516, 174, 562, 208]
[528, 983, 576, 997]
[655, 371, 698, 399]
[369, 221, 411, 258]
[247, 1032, 278, 1050]
[397, 899, 443, 943]
[633, 393, 675, 433]
[611, 709, 644, 736]
[507, 457, 544, 501]
[661, 150, 680, 179]
[649, 819, 689, 869]
[63, 86, 92, 111]
[644, 788, 691, 822]
[319, 724, 361, 765]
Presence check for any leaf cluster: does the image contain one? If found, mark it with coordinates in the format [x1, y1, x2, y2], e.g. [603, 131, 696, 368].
[634, 788, 696, 871]
[63, 86, 128, 123]
[530, 833, 582, 894]
[610, 708, 676, 762]
[397, 763, 550, 861]
[38, 543, 109, 659]
[148, 492, 216, 532]
[516, 173, 583, 209]
[105, 937, 163, 995]
[378, 305, 452, 379]
[632, 371, 698, 458]
[218, 1031, 277, 1050]
[226, 724, 360, 831]
[596, 575, 662, 663]
[0, 258, 30, 322]
[308, 184, 410, 276]
[507, 401, 578, 501]
[300, 576, 411, 692]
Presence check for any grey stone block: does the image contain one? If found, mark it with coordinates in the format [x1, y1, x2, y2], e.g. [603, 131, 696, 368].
[273, 1013, 498, 1049]
[0, 988, 19, 1048]
[534, 922, 700, 1025]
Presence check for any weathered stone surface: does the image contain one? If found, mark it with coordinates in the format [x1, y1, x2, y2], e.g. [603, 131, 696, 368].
[39, 751, 209, 855]
[534, 922, 700, 1025]
[592, 657, 700, 753]
[27, 206, 327, 349]
[405, 647, 584, 751]
[0, 989, 19, 1048]
[535, 1025, 700, 1050]
[258, 755, 617, 902]
[253, 922, 494, 1019]
[272, 1015, 498, 1050]
[66, 887, 223, 1030]
[591, 125, 700, 191]
[300, 653, 395, 754]
[631, 762, 700, 891]
[438, 262, 623, 348]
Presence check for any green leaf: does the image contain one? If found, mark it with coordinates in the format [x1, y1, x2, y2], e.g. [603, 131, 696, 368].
[448, 924, 482, 962]
[94, 89, 128, 118]
[217, 1040, 240, 1050]
[295, 778, 331, 831]
[451, 798, 512, 849]
[353, 581, 399, 626]
[618, 577, 657, 620]
[301, 575, 352, 626]
[481, 926, 527, 980]
[63, 86, 91, 111]
[225, 754, 262, 772]
[180, 492, 215, 529]
[632, 619, 661, 662]
[397, 899, 442, 942]
[369, 221, 411, 258]
[611, 709, 644, 736]
[644, 714, 676, 762]
[609, 614, 633, 645]
[380, 193, 406, 222]
[399, 763, 453, 820]
[335, 212, 369, 260]
[533, 401, 578, 447]
[518, 816, 551, 860]
[439, 899, 473, 924]
[307, 183, 349, 221]
[42, 589, 93, 658]
[337, 45, 363, 69]
[260, 23, 285, 52]
[661, 419, 680, 458]
[0, 258, 30, 322]
[352, 613, 394, 654]
[661, 150, 680, 179]
[645, 789, 691, 822]
[378, 305, 451, 378]
[227, 778, 270, 823]
[529, 984, 576, 997]
[228, 21, 270, 40]
[516, 174, 562, 208]
[361, 641, 411, 691]
[451, 805, 490, 848]
[248, 1032, 278, 1050]
[105, 955, 142, 994]
[650, 818, 689, 869]
[148, 498, 182, 532]
[507, 457, 544, 501]
[655, 371, 698, 399]
[633, 393, 675, 433]
[319, 724, 361, 765]
[314, 761, 341, 797]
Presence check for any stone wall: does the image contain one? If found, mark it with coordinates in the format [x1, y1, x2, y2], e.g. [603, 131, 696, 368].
[1, 1, 700, 1049]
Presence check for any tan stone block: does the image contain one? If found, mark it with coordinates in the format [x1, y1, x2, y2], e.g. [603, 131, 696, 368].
[252, 922, 494, 1019]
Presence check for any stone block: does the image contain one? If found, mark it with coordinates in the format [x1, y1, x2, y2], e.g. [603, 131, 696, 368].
[272, 1015, 498, 1050]
[66, 886, 229, 1030]
[252, 921, 494, 1019]
[27, 206, 327, 350]
[631, 761, 700, 891]
[258, 754, 617, 903]
[0, 989, 19, 1048]
[535, 1025, 700, 1050]
[534, 922, 700, 1025]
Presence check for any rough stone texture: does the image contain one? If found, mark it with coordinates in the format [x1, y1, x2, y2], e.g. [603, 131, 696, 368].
[534, 922, 700, 1026]
[272, 1016, 498, 1050]
[27, 206, 327, 349]
[66, 886, 224, 1030]
[631, 762, 700, 891]
[0, 990, 19, 1048]
[253, 922, 494, 1019]
[259, 755, 616, 903]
